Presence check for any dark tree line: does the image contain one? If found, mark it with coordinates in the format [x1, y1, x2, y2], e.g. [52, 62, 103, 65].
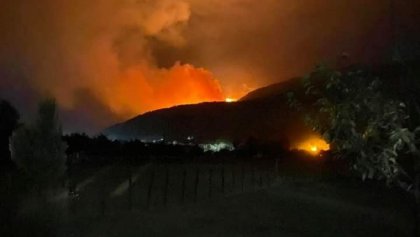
[63, 133, 290, 166]
[63, 133, 205, 165]
[0, 97, 289, 170]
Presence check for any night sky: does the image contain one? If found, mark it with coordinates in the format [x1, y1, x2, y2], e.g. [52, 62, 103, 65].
[1, 0, 419, 134]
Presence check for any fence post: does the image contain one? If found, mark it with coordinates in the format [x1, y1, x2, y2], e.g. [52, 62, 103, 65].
[7, 172, 11, 196]
[194, 167, 199, 202]
[252, 165, 256, 189]
[208, 168, 213, 198]
[67, 156, 73, 195]
[241, 165, 245, 192]
[101, 199, 106, 217]
[147, 166, 155, 209]
[100, 183, 106, 217]
[266, 169, 270, 186]
[181, 169, 186, 204]
[221, 165, 225, 195]
[128, 165, 133, 211]
[232, 166, 235, 191]
[163, 165, 169, 207]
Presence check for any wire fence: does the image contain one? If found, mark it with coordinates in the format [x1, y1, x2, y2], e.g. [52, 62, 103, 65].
[66, 159, 280, 216]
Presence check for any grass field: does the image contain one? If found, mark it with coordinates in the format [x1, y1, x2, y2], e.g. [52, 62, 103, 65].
[1, 156, 416, 237]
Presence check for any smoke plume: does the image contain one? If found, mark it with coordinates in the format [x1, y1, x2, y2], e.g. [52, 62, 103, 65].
[0, 0, 419, 133]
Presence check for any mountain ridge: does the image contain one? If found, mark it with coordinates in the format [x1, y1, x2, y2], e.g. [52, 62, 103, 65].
[104, 77, 313, 147]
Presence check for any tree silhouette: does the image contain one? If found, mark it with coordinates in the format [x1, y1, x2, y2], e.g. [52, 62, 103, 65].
[0, 99, 19, 165]
[289, 63, 420, 235]
[10, 98, 66, 191]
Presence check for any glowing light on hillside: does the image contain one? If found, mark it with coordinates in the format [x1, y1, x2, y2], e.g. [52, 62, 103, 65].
[293, 137, 330, 156]
[225, 97, 236, 103]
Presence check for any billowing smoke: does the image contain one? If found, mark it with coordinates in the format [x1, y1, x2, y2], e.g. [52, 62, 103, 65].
[1, 0, 419, 133]
[0, 0, 224, 132]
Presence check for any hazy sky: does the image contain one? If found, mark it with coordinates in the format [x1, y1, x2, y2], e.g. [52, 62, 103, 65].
[1, 0, 419, 133]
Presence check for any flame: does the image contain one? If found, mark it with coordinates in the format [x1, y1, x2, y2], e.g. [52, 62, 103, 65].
[293, 136, 330, 155]
[225, 97, 236, 103]
[99, 63, 226, 117]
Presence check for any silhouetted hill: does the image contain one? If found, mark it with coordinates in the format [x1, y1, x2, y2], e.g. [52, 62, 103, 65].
[106, 59, 420, 146]
[240, 78, 301, 101]
[104, 78, 313, 146]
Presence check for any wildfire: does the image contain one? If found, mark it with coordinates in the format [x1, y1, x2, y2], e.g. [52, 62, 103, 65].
[293, 136, 330, 156]
[103, 63, 227, 117]
[225, 97, 237, 103]
[310, 145, 318, 153]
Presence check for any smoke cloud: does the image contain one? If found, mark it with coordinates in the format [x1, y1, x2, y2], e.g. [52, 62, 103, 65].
[0, 0, 419, 133]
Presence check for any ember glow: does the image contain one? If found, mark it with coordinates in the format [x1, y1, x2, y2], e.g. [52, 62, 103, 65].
[225, 98, 237, 103]
[293, 137, 330, 155]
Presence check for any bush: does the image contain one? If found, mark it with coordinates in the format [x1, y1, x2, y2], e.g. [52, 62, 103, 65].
[10, 98, 67, 191]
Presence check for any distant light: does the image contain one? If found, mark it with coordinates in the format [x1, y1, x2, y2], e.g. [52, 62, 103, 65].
[200, 141, 235, 152]
[310, 146, 318, 152]
[225, 98, 236, 103]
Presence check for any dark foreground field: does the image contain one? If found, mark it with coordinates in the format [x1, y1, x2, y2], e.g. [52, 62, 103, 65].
[1, 156, 415, 237]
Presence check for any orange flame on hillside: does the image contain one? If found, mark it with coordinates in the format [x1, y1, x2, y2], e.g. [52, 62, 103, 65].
[225, 97, 237, 103]
[99, 63, 228, 117]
